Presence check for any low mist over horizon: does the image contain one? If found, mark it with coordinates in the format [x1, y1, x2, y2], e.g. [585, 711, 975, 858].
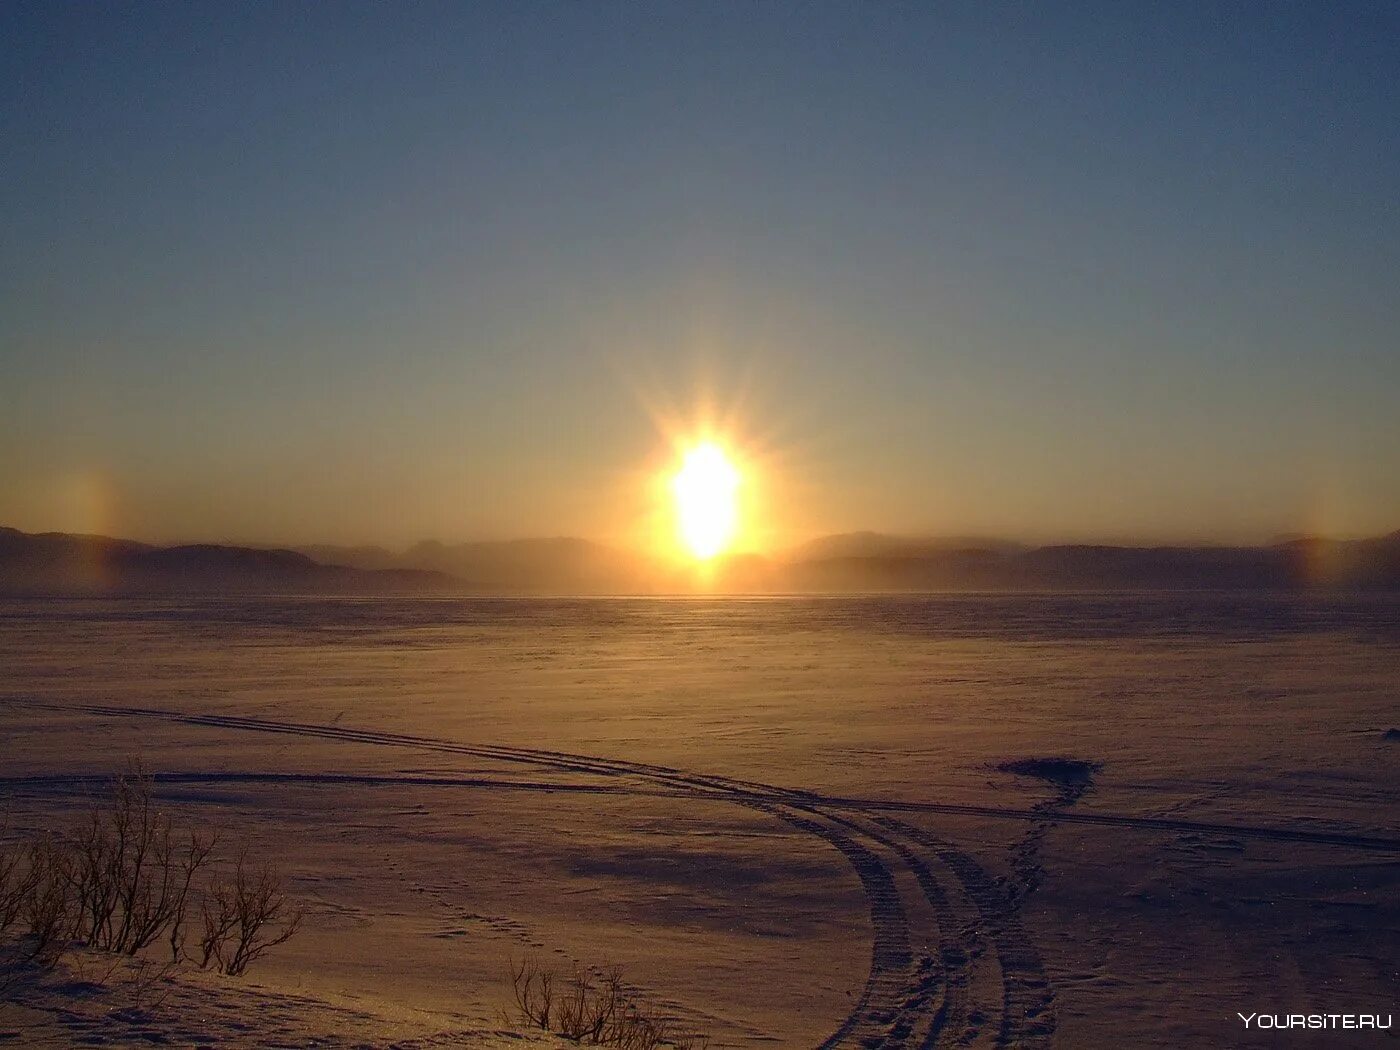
[6, 521, 1400, 596]
[11, 520, 1400, 558]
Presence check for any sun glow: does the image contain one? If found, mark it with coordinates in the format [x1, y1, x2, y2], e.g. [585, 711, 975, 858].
[672, 442, 741, 560]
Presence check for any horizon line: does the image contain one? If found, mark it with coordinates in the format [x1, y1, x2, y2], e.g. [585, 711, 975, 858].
[6, 522, 1397, 556]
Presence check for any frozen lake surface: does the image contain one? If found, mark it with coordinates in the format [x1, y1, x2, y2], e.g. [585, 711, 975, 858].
[2, 594, 1397, 1047]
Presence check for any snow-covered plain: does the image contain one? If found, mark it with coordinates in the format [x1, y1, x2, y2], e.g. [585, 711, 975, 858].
[1, 594, 1397, 1048]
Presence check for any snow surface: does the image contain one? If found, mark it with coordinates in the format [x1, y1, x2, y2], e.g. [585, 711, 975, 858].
[1, 595, 1397, 1047]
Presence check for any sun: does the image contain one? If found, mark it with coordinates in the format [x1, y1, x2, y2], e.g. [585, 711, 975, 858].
[672, 442, 741, 560]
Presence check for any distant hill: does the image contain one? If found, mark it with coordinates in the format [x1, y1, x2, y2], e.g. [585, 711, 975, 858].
[0, 527, 459, 596]
[3, 526, 1399, 595]
[783, 534, 1400, 592]
[788, 532, 1026, 561]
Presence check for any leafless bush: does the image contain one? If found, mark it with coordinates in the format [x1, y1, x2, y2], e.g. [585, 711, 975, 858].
[555, 966, 622, 1041]
[0, 839, 39, 936]
[198, 850, 302, 976]
[22, 837, 76, 964]
[509, 953, 556, 1029]
[0, 763, 298, 979]
[64, 767, 217, 957]
[507, 957, 705, 1048]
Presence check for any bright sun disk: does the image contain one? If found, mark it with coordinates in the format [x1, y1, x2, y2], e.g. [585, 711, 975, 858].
[672, 442, 740, 560]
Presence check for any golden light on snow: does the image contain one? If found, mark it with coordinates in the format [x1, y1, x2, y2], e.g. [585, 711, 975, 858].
[672, 442, 741, 560]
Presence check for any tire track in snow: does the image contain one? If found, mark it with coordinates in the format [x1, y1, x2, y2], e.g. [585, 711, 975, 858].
[11, 702, 963, 1048]
[17, 699, 1393, 1046]
[17, 702, 1393, 854]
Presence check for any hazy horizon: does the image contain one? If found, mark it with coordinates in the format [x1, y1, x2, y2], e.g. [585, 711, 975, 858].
[6, 518, 1398, 556]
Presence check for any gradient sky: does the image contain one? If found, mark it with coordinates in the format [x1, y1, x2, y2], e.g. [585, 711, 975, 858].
[5, 2, 1399, 550]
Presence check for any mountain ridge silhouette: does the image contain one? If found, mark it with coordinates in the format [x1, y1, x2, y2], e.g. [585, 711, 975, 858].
[4, 525, 1399, 595]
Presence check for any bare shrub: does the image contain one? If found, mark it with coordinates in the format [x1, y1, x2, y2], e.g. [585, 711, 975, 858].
[198, 851, 301, 976]
[134, 827, 217, 960]
[509, 953, 556, 1029]
[196, 877, 237, 971]
[507, 957, 704, 1048]
[0, 763, 297, 980]
[64, 766, 217, 957]
[0, 839, 39, 935]
[66, 802, 118, 950]
[23, 837, 76, 964]
[555, 966, 619, 1041]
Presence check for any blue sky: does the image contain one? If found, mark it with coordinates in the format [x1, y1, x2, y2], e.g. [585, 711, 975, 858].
[4, 2, 1398, 547]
